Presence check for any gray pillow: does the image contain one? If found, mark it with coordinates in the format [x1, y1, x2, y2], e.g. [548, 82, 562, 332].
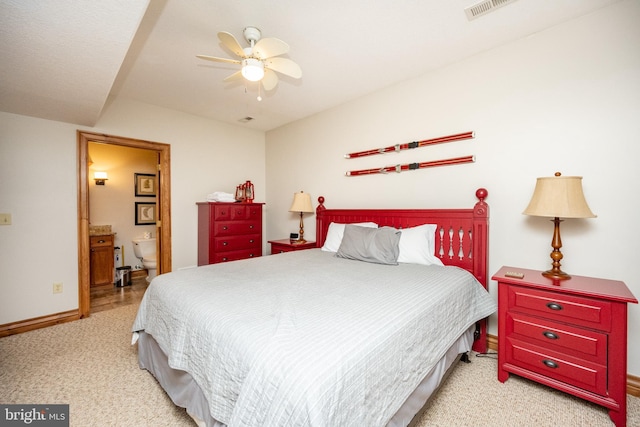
[335, 225, 401, 265]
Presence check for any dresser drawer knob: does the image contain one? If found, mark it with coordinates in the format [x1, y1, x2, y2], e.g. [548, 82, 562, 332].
[223, 242, 228, 246]
[249, 253, 254, 257]
[542, 359, 559, 369]
[223, 226, 228, 230]
[249, 239, 254, 243]
[542, 331, 559, 340]
[546, 302, 563, 311]
[249, 225, 254, 229]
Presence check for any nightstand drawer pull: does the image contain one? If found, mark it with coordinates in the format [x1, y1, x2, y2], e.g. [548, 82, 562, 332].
[542, 359, 559, 369]
[546, 302, 563, 311]
[542, 331, 559, 340]
[223, 241, 228, 246]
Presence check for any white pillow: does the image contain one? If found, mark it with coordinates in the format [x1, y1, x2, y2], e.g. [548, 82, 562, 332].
[397, 224, 444, 266]
[321, 222, 378, 252]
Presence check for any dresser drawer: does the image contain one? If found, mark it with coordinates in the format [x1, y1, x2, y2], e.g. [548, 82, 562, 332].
[213, 204, 262, 221]
[506, 337, 607, 395]
[212, 248, 261, 263]
[506, 311, 607, 364]
[213, 221, 261, 236]
[507, 286, 612, 331]
[90, 235, 113, 248]
[214, 234, 261, 252]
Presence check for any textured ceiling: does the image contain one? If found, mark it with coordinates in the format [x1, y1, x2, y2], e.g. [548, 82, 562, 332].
[0, 0, 622, 131]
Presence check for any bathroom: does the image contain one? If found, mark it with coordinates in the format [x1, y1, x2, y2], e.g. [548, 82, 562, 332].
[88, 142, 158, 299]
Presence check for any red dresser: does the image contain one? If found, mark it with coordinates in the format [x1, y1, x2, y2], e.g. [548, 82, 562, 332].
[493, 266, 637, 427]
[197, 202, 263, 265]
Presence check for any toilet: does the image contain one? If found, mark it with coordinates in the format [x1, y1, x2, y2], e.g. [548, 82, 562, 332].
[132, 238, 157, 282]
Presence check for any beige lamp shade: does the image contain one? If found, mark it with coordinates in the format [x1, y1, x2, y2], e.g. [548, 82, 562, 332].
[289, 191, 314, 213]
[523, 174, 596, 219]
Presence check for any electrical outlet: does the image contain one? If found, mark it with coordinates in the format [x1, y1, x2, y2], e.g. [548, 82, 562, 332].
[0, 213, 11, 225]
[53, 282, 63, 294]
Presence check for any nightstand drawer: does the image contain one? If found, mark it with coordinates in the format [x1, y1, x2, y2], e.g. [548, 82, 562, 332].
[507, 311, 607, 364]
[506, 338, 607, 395]
[508, 286, 612, 331]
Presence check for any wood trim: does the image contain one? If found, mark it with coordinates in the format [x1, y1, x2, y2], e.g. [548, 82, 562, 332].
[627, 374, 640, 397]
[0, 310, 80, 338]
[486, 333, 640, 397]
[77, 131, 172, 318]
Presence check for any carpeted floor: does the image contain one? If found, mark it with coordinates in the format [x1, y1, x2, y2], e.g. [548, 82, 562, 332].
[1, 304, 638, 426]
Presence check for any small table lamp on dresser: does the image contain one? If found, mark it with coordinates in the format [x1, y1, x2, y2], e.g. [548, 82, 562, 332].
[522, 172, 596, 280]
[289, 191, 314, 243]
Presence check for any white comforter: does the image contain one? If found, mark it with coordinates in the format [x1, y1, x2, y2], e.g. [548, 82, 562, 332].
[132, 249, 496, 427]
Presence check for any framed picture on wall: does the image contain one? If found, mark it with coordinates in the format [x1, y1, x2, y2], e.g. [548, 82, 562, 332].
[135, 173, 156, 197]
[135, 202, 156, 225]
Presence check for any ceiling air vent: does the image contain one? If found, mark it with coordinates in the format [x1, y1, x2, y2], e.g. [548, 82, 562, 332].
[465, 0, 518, 21]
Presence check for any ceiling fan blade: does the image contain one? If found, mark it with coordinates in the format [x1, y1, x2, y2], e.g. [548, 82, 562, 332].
[196, 55, 241, 64]
[265, 57, 302, 79]
[223, 70, 243, 82]
[262, 69, 279, 91]
[253, 37, 289, 59]
[218, 31, 246, 57]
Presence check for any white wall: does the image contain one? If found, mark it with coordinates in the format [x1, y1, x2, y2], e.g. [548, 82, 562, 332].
[266, 1, 640, 374]
[0, 97, 265, 324]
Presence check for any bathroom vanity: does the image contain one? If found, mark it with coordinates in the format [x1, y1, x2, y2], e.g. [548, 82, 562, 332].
[90, 234, 114, 287]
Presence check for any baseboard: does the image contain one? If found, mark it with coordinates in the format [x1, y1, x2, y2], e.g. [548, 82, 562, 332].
[486, 333, 640, 397]
[0, 310, 80, 338]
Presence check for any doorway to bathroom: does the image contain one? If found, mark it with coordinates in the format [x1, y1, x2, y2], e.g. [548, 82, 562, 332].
[77, 131, 172, 318]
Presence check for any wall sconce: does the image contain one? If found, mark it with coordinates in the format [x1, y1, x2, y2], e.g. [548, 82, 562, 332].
[94, 171, 108, 185]
[289, 191, 314, 243]
[523, 172, 596, 280]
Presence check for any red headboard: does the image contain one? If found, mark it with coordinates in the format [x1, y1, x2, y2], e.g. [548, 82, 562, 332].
[315, 188, 489, 287]
[314, 189, 490, 351]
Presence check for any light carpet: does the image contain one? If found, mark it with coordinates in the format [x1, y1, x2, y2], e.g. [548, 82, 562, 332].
[1, 304, 638, 426]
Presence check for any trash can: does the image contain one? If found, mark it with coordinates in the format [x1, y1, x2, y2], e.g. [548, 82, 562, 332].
[115, 266, 132, 287]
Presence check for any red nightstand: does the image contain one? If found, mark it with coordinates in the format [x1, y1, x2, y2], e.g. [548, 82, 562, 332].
[268, 239, 317, 254]
[493, 266, 637, 427]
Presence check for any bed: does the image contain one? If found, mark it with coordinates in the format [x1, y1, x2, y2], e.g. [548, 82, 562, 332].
[132, 188, 496, 427]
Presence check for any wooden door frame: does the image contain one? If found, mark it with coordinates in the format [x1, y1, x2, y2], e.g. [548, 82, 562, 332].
[77, 131, 172, 318]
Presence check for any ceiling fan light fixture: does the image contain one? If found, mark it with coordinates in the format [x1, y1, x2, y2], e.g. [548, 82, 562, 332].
[241, 58, 264, 81]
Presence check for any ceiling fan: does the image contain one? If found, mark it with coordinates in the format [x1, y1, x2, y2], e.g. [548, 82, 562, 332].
[196, 27, 302, 91]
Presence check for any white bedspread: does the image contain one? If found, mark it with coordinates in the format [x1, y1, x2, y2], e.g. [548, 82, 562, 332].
[132, 249, 496, 427]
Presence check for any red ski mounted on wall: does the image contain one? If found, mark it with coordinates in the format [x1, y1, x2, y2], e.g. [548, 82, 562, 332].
[344, 131, 474, 159]
[346, 155, 475, 177]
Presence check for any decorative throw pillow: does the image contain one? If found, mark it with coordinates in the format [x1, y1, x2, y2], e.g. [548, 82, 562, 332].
[397, 224, 444, 266]
[335, 225, 401, 265]
[321, 222, 378, 252]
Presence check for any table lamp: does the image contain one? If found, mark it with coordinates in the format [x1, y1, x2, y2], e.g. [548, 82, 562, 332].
[523, 172, 596, 280]
[289, 191, 314, 243]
